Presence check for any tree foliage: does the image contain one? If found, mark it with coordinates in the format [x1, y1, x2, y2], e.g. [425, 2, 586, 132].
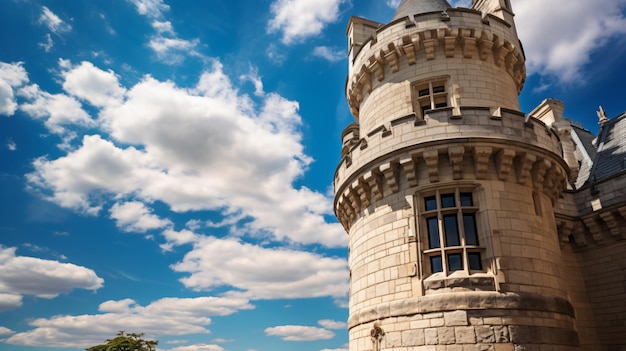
[86, 331, 158, 351]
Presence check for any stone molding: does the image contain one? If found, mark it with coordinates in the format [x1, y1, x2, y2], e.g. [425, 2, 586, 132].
[347, 291, 575, 329]
[335, 140, 568, 231]
[347, 18, 526, 119]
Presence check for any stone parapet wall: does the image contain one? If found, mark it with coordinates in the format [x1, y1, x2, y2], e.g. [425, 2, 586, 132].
[347, 8, 525, 120]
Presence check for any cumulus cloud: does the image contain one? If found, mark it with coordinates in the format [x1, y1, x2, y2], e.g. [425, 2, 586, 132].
[110, 201, 173, 233]
[0, 61, 29, 116]
[61, 61, 126, 108]
[268, 0, 347, 44]
[171, 236, 348, 300]
[39, 6, 72, 34]
[312, 46, 344, 63]
[27, 60, 345, 247]
[265, 325, 335, 341]
[5, 296, 253, 348]
[0, 246, 103, 311]
[515, 0, 626, 82]
[318, 320, 347, 330]
[0, 326, 14, 336]
[18, 83, 94, 136]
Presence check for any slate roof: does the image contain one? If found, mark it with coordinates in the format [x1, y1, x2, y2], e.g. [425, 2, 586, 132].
[589, 112, 626, 182]
[392, 0, 451, 20]
[572, 124, 597, 161]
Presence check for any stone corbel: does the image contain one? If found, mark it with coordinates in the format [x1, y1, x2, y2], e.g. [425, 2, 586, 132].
[473, 146, 492, 179]
[423, 149, 440, 183]
[495, 148, 516, 181]
[582, 217, 604, 243]
[357, 177, 372, 208]
[477, 31, 494, 61]
[400, 157, 418, 187]
[380, 162, 400, 194]
[368, 55, 384, 81]
[383, 43, 400, 73]
[402, 35, 419, 65]
[531, 159, 550, 192]
[460, 29, 475, 58]
[364, 169, 384, 201]
[515, 152, 536, 185]
[448, 146, 465, 180]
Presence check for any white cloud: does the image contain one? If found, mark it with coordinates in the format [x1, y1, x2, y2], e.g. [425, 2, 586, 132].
[0, 61, 29, 116]
[18, 83, 94, 135]
[318, 320, 347, 330]
[27, 60, 346, 247]
[148, 36, 201, 64]
[129, 0, 170, 19]
[0, 246, 103, 310]
[0, 326, 14, 336]
[110, 201, 173, 233]
[61, 61, 126, 108]
[0, 293, 23, 312]
[152, 20, 174, 34]
[312, 46, 344, 63]
[39, 6, 72, 34]
[265, 325, 335, 341]
[7, 140, 17, 151]
[171, 236, 348, 300]
[5, 296, 253, 348]
[38, 33, 54, 52]
[268, 0, 347, 44]
[515, 0, 626, 82]
[163, 344, 225, 351]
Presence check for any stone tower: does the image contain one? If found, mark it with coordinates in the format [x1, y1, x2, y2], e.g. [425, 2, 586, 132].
[334, 0, 580, 350]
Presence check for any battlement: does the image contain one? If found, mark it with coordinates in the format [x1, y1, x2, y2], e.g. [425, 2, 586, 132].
[347, 8, 525, 120]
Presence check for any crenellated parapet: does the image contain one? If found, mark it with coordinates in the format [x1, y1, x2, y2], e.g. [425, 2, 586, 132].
[347, 8, 525, 120]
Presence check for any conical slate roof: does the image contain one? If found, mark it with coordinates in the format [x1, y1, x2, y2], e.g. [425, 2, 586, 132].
[392, 0, 451, 20]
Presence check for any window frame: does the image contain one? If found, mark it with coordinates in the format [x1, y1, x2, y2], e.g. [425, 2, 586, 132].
[419, 188, 485, 277]
[412, 79, 449, 119]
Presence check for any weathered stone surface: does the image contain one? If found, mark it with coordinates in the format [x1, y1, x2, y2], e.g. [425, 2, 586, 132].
[444, 311, 468, 326]
[475, 325, 495, 343]
[424, 328, 438, 345]
[401, 329, 425, 346]
[455, 326, 477, 344]
[439, 327, 456, 345]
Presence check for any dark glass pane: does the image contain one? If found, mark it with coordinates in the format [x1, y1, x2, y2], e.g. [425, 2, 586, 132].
[421, 104, 430, 115]
[433, 85, 445, 93]
[443, 215, 460, 246]
[434, 102, 447, 108]
[424, 196, 437, 211]
[418, 88, 430, 96]
[427, 217, 440, 249]
[460, 192, 473, 207]
[469, 252, 483, 270]
[431, 255, 443, 273]
[448, 253, 463, 271]
[440, 194, 455, 208]
[463, 214, 479, 245]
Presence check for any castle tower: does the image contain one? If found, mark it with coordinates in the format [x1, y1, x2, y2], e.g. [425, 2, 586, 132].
[335, 0, 580, 350]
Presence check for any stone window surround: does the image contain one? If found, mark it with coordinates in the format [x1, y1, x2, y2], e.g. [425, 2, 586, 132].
[412, 76, 449, 119]
[417, 186, 486, 278]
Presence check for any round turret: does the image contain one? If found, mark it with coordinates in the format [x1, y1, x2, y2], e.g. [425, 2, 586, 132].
[336, 1, 580, 350]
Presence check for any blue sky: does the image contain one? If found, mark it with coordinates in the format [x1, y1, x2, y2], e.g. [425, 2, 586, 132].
[0, 0, 624, 351]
